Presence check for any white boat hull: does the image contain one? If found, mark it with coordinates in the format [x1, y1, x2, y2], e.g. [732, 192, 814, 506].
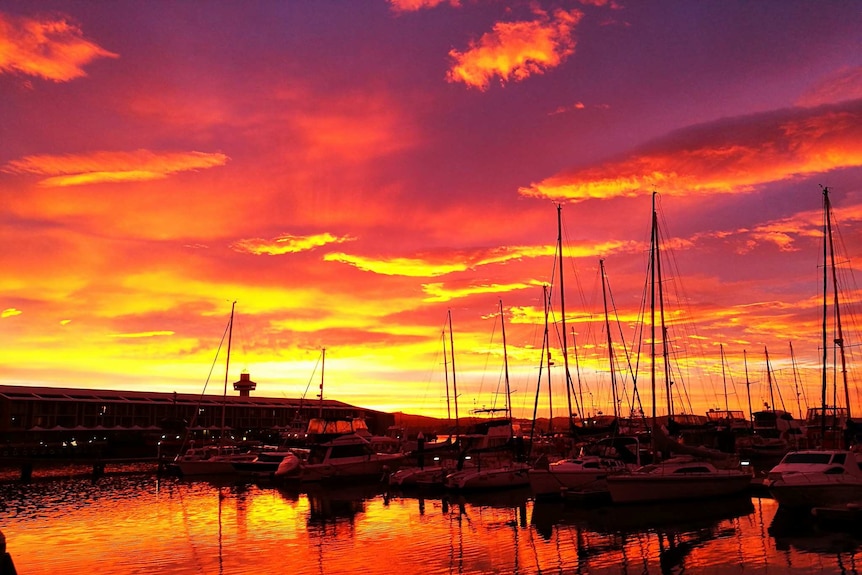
[768, 477, 862, 509]
[445, 463, 531, 490]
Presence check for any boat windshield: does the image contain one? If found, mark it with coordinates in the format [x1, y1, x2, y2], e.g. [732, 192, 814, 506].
[782, 453, 833, 465]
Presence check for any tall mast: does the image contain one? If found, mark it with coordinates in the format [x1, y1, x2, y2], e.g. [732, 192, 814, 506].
[500, 299, 512, 420]
[448, 309, 460, 439]
[543, 284, 554, 433]
[220, 300, 236, 449]
[744, 349, 753, 431]
[823, 187, 851, 421]
[764, 346, 776, 411]
[600, 259, 619, 419]
[720, 343, 729, 413]
[789, 341, 804, 420]
[557, 204, 576, 432]
[650, 193, 658, 422]
[318, 347, 326, 418]
[442, 328, 451, 421]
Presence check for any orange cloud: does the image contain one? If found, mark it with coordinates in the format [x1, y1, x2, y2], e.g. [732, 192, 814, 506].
[325, 240, 636, 278]
[0, 12, 117, 81]
[232, 233, 354, 256]
[4, 149, 229, 186]
[422, 281, 539, 303]
[1, 308, 22, 319]
[388, 0, 460, 12]
[520, 99, 862, 201]
[447, 8, 583, 90]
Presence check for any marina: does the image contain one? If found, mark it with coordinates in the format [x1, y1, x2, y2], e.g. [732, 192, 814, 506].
[2, 463, 862, 575]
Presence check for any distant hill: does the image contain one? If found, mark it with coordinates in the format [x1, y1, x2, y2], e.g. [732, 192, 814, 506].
[389, 412, 576, 436]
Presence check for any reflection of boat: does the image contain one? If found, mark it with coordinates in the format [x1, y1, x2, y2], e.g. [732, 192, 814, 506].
[531, 493, 754, 538]
[274, 432, 405, 482]
[303, 482, 387, 526]
[766, 449, 862, 509]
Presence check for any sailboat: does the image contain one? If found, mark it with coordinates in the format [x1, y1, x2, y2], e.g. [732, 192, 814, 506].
[389, 311, 463, 488]
[443, 300, 532, 490]
[528, 256, 642, 500]
[606, 193, 751, 504]
[768, 186, 862, 509]
[174, 302, 258, 476]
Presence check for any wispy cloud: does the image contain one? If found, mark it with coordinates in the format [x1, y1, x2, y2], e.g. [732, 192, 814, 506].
[4, 149, 229, 186]
[1, 308, 22, 319]
[324, 241, 635, 277]
[388, 0, 460, 12]
[232, 233, 354, 256]
[0, 12, 118, 81]
[520, 99, 862, 201]
[797, 66, 862, 108]
[109, 331, 175, 339]
[447, 8, 583, 90]
[422, 281, 538, 303]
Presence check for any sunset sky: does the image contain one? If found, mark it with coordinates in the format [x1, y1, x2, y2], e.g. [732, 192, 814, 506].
[2, 1, 862, 422]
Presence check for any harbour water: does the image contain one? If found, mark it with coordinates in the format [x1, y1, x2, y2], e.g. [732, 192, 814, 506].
[2, 465, 861, 574]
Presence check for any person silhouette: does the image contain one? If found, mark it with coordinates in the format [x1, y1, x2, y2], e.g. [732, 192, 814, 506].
[0, 530, 17, 575]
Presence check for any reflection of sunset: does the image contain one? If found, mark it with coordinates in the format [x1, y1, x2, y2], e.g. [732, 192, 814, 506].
[2, 478, 851, 575]
[1, 2, 862, 420]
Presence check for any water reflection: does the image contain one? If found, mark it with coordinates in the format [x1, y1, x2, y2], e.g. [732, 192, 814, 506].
[5, 471, 862, 574]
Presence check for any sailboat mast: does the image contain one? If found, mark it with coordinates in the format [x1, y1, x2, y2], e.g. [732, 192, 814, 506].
[442, 328, 451, 422]
[220, 300, 236, 448]
[318, 347, 325, 418]
[600, 259, 619, 419]
[543, 284, 554, 433]
[824, 187, 851, 420]
[500, 299, 512, 420]
[448, 309, 460, 439]
[557, 204, 576, 431]
[765, 346, 776, 411]
[744, 349, 753, 431]
[650, 194, 658, 423]
[720, 344, 729, 412]
[789, 341, 804, 420]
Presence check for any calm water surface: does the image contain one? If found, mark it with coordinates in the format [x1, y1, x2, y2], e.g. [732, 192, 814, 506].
[2, 466, 862, 575]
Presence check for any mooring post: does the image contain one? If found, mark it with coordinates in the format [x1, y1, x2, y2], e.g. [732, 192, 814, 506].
[20, 461, 32, 483]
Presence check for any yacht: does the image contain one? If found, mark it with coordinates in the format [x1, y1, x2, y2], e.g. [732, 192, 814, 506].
[528, 436, 641, 500]
[606, 455, 752, 504]
[273, 432, 405, 482]
[767, 449, 862, 509]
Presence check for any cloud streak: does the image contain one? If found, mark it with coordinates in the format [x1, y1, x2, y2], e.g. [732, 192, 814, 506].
[0, 12, 117, 81]
[4, 150, 229, 186]
[520, 99, 862, 202]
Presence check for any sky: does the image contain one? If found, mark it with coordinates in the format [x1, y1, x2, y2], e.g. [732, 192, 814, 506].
[2, 0, 862, 422]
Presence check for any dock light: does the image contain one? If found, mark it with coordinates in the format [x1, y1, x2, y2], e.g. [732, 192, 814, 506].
[464, 455, 472, 461]
[740, 460, 751, 467]
[433, 456, 440, 462]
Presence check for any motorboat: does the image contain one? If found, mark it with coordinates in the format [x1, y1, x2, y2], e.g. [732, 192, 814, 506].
[766, 449, 862, 509]
[232, 447, 297, 477]
[528, 436, 642, 500]
[606, 455, 752, 504]
[444, 459, 531, 491]
[173, 444, 258, 476]
[273, 432, 405, 482]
